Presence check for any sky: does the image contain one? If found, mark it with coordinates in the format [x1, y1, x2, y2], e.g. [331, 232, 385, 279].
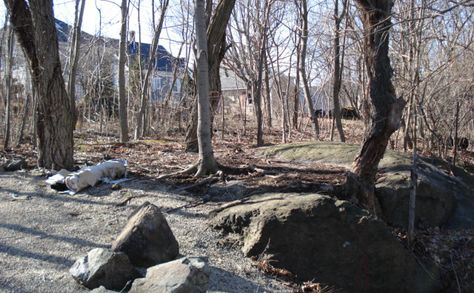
[0, 0, 188, 57]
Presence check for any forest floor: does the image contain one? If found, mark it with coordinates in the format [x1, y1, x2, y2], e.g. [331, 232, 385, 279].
[1, 123, 474, 292]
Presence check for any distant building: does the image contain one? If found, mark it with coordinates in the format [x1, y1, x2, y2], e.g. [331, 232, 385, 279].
[218, 66, 357, 121]
[128, 32, 187, 102]
[220, 67, 249, 115]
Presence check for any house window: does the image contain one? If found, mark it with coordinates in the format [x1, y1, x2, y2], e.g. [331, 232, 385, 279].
[172, 79, 181, 93]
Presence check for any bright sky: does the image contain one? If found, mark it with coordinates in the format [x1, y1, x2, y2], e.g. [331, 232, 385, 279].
[0, 0, 188, 57]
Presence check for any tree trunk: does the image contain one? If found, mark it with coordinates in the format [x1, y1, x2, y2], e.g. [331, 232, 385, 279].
[350, 0, 406, 213]
[67, 0, 86, 126]
[292, 35, 300, 130]
[6, 0, 75, 170]
[3, 25, 14, 151]
[185, 0, 236, 152]
[16, 93, 30, 146]
[118, 0, 129, 143]
[31, 85, 38, 148]
[135, 0, 168, 140]
[264, 55, 272, 128]
[194, 0, 218, 176]
[452, 100, 460, 167]
[298, 0, 319, 139]
[254, 0, 272, 146]
[408, 95, 418, 245]
[331, 0, 346, 142]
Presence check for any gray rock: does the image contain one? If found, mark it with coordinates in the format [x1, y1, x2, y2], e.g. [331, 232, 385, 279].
[69, 248, 138, 290]
[129, 257, 210, 293]
[112, 201, 179, 267]
[376, 159, 458, 228]
[212, 193, 441, 293]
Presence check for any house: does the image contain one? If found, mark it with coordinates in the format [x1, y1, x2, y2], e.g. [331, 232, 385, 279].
[219, 68, 302, 119]
[218, 67, 359, 121]
[127, 31, 187, 102]
[219, 67, 250, 115]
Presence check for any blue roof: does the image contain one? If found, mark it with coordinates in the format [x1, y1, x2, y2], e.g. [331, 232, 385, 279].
[128, 42, 185, 72]
[53, 19, 184, 73]
[54, 19, 71, 43]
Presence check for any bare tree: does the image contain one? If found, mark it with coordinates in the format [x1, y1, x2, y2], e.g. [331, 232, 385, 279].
[67, 0, 86, 126]
[185, 0, 236, 152]
[253, 0, 273, 146]
[297, 0, 319, 139]
[348, 0, 406, 213]
[194, 0, 218, 176]
[5, 0, 75, 169]
[331, 0, 347, 142]
[118, 0, 130, 143]
[135, 0, 169, 140]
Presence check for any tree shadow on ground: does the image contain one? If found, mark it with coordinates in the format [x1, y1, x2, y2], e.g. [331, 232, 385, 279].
[0, 223, 109, 249]
[1, 187, 125, 207]
[0, 242, 74, 267]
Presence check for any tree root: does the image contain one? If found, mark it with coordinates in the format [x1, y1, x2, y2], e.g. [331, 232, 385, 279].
[344, 172, 382, 217]
[157, 163, 198, 179]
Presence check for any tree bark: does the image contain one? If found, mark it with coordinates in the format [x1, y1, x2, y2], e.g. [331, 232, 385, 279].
[5, 0, 75, 170]
[194, 0, 218, 176]
[452, 100, 460, 167]
[264, 54, 272, 128]
[3, 25, 14, 151]
[118, 0, 129, 143]
[17, 93, 30, 146]
[350, 0, 406, 213]
[331, 0, 346, 142]
[292, 32, 300, 130]
[185, 0, 236, 152]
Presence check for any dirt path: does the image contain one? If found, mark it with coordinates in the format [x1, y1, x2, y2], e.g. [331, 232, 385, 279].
[0, 171, 292, 293]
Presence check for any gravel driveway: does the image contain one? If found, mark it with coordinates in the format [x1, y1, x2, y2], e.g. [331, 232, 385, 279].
[0, 170, 291, 293]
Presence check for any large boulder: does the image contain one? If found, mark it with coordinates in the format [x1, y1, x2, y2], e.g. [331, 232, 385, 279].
[261, 142, 474, 228]
[211, 193, 441, 293]
[128, 257, 210, 293]
[376, 159, 459, 228]
[69, 248, 138, 290]
[112, 201, 179, 267]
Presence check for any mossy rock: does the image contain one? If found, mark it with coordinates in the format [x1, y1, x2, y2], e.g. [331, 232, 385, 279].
[260, 143, 474, 228]
[260, 142, 411, 169]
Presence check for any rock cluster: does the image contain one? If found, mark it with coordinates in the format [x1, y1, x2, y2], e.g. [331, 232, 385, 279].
[70, 202, 209, 292]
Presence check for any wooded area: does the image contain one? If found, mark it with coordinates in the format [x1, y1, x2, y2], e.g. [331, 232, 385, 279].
[0, 0, 473, 292]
